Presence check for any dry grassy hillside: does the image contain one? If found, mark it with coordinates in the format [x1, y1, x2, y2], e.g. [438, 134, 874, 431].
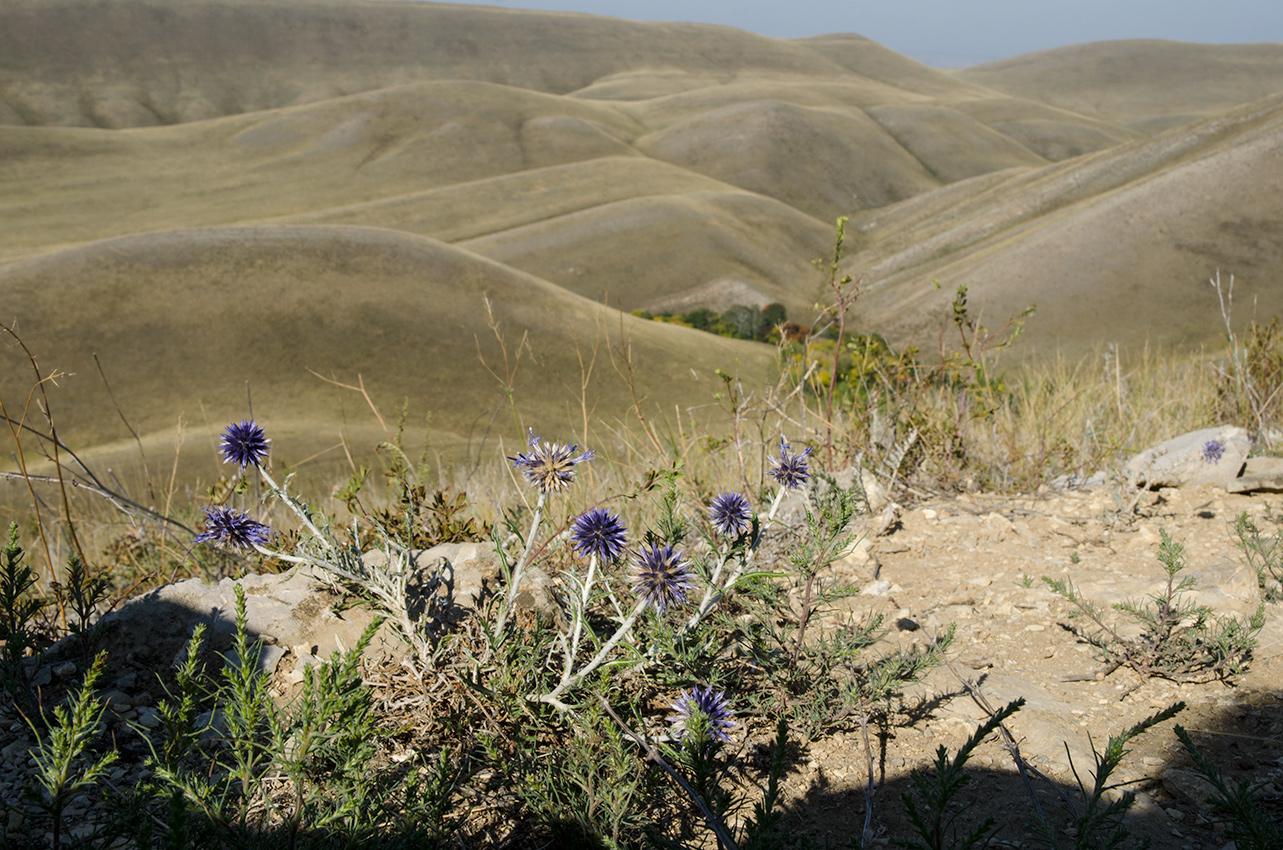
[0, 226, 775, 474]
[0, 0, 852, 126]
[1, 0, 1281, 467]
[852, 94, 1283, 357]
[959, 40, 1283, 132]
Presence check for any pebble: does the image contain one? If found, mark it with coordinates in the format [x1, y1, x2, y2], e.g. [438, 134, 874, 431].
[861, 580, 893, 597]
[135, 707, 162, 729]
[0, 739, 30, 765]
[99, 690, 133, 713]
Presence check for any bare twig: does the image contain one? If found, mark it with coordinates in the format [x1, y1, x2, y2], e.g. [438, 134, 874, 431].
[0, 471, 195, 536]
[932, 629, 1059, 821]
[307, 370, 392, 441]
[93, 352, 153, 497]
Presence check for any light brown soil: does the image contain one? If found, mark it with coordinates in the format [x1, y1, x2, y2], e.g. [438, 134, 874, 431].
[770, 481, 1283, 848]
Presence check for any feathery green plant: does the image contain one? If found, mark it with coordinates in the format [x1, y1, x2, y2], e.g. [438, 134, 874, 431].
[892, 699, 1022, 850]
[0, 523, 42, 714]
[22, 651, 119, 847]
[1233, 506, 1283, 601]
[1030, 702, 1185, 850]
[1174, 724, 1283, 850]
[1045, 529, 1263, 683]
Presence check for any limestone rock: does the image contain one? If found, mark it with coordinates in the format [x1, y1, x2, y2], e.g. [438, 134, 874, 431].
[363, 541, 501, 624]
[1125, 426, 1250, 490]
[861, 469, 889, 512]
[512, 566, 566, 630]
[52, 571, 400, 686]
[937, 672, 1094, 775]
[835, 536, 875, 573]
[1071, 558, 1261, 620]
[1161, 767, 1219, 808]
[1226, 456, 1283, 493]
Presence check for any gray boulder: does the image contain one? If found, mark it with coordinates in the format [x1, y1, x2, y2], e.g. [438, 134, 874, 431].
[1125, 426, 1250, 490]
[1227, 456, 1283, 493]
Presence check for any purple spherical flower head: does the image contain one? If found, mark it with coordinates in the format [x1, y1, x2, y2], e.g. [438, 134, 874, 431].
[709, 492, 751, 538]
[571, 507, 628, 563]
[1202, 439, 1226, 464]
[630, 544, 694, 613]
[768, 438, 813, 490]
[507, 429, 595, 494]
[194, 506, 271, 550]
[668, 686, 735, 744]
[219, 420, 270, 470]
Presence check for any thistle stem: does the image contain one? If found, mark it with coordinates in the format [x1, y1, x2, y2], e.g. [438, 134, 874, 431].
[254, 465, 330, 545]
[539, 598, 646, 706]
[494, 490, 547, 636]
[677, 486, 789, 637]
[566, 553, 598, 676]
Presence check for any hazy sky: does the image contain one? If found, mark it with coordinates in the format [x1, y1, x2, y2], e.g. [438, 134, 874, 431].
[429, 0, 1283, 66]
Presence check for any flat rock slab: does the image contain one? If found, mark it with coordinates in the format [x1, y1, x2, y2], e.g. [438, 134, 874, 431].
[46, 571, 401, 687]
[936, 672, 1096, 776]
[361, 541, 561, 627]
[1227, 456, 1283, 493]
[40, 539, 555, 691]
[1070, 558, 1262, 620]
[1125, 426, 1250, 490]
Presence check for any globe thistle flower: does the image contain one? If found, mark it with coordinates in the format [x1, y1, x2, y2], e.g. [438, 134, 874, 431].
[194, 506, 271, 550]
[508, 429, 595, 494]
[767, 438, 813, 489]
[630, 544, 694, 613]
[709, 492, 751, 538]
[668, 686, 735, 746]
[219, 420, 270, 470]
[571, 507, 628, 563]
[1202, 439, 1226, 464]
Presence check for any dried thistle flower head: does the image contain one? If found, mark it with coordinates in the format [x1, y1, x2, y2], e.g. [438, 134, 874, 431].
[668, 686, 735, 747]
[768, 438, 813, 489]
[571, 507, 627, 562]
[508, 429, 595, 494]
[194, 506, 271, 550]
[630, 544, 694, 613]
[709, 492, 751, 538]
[219, 420, 270, 470]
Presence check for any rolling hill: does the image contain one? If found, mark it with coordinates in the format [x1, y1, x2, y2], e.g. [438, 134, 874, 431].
[1, 0, 1281, 469]
[850, 94, 1283, 356]
[0, 226, 775, 472]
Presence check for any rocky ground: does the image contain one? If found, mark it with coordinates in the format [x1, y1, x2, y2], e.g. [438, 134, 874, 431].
[3, 460, 1282, 847]
[796, 478, 1283, 848]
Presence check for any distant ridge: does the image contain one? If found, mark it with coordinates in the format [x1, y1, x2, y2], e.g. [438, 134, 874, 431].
[0, 0, 853, 127]
[960, 40, 1283, 132]
[0, 225, 775, 455]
